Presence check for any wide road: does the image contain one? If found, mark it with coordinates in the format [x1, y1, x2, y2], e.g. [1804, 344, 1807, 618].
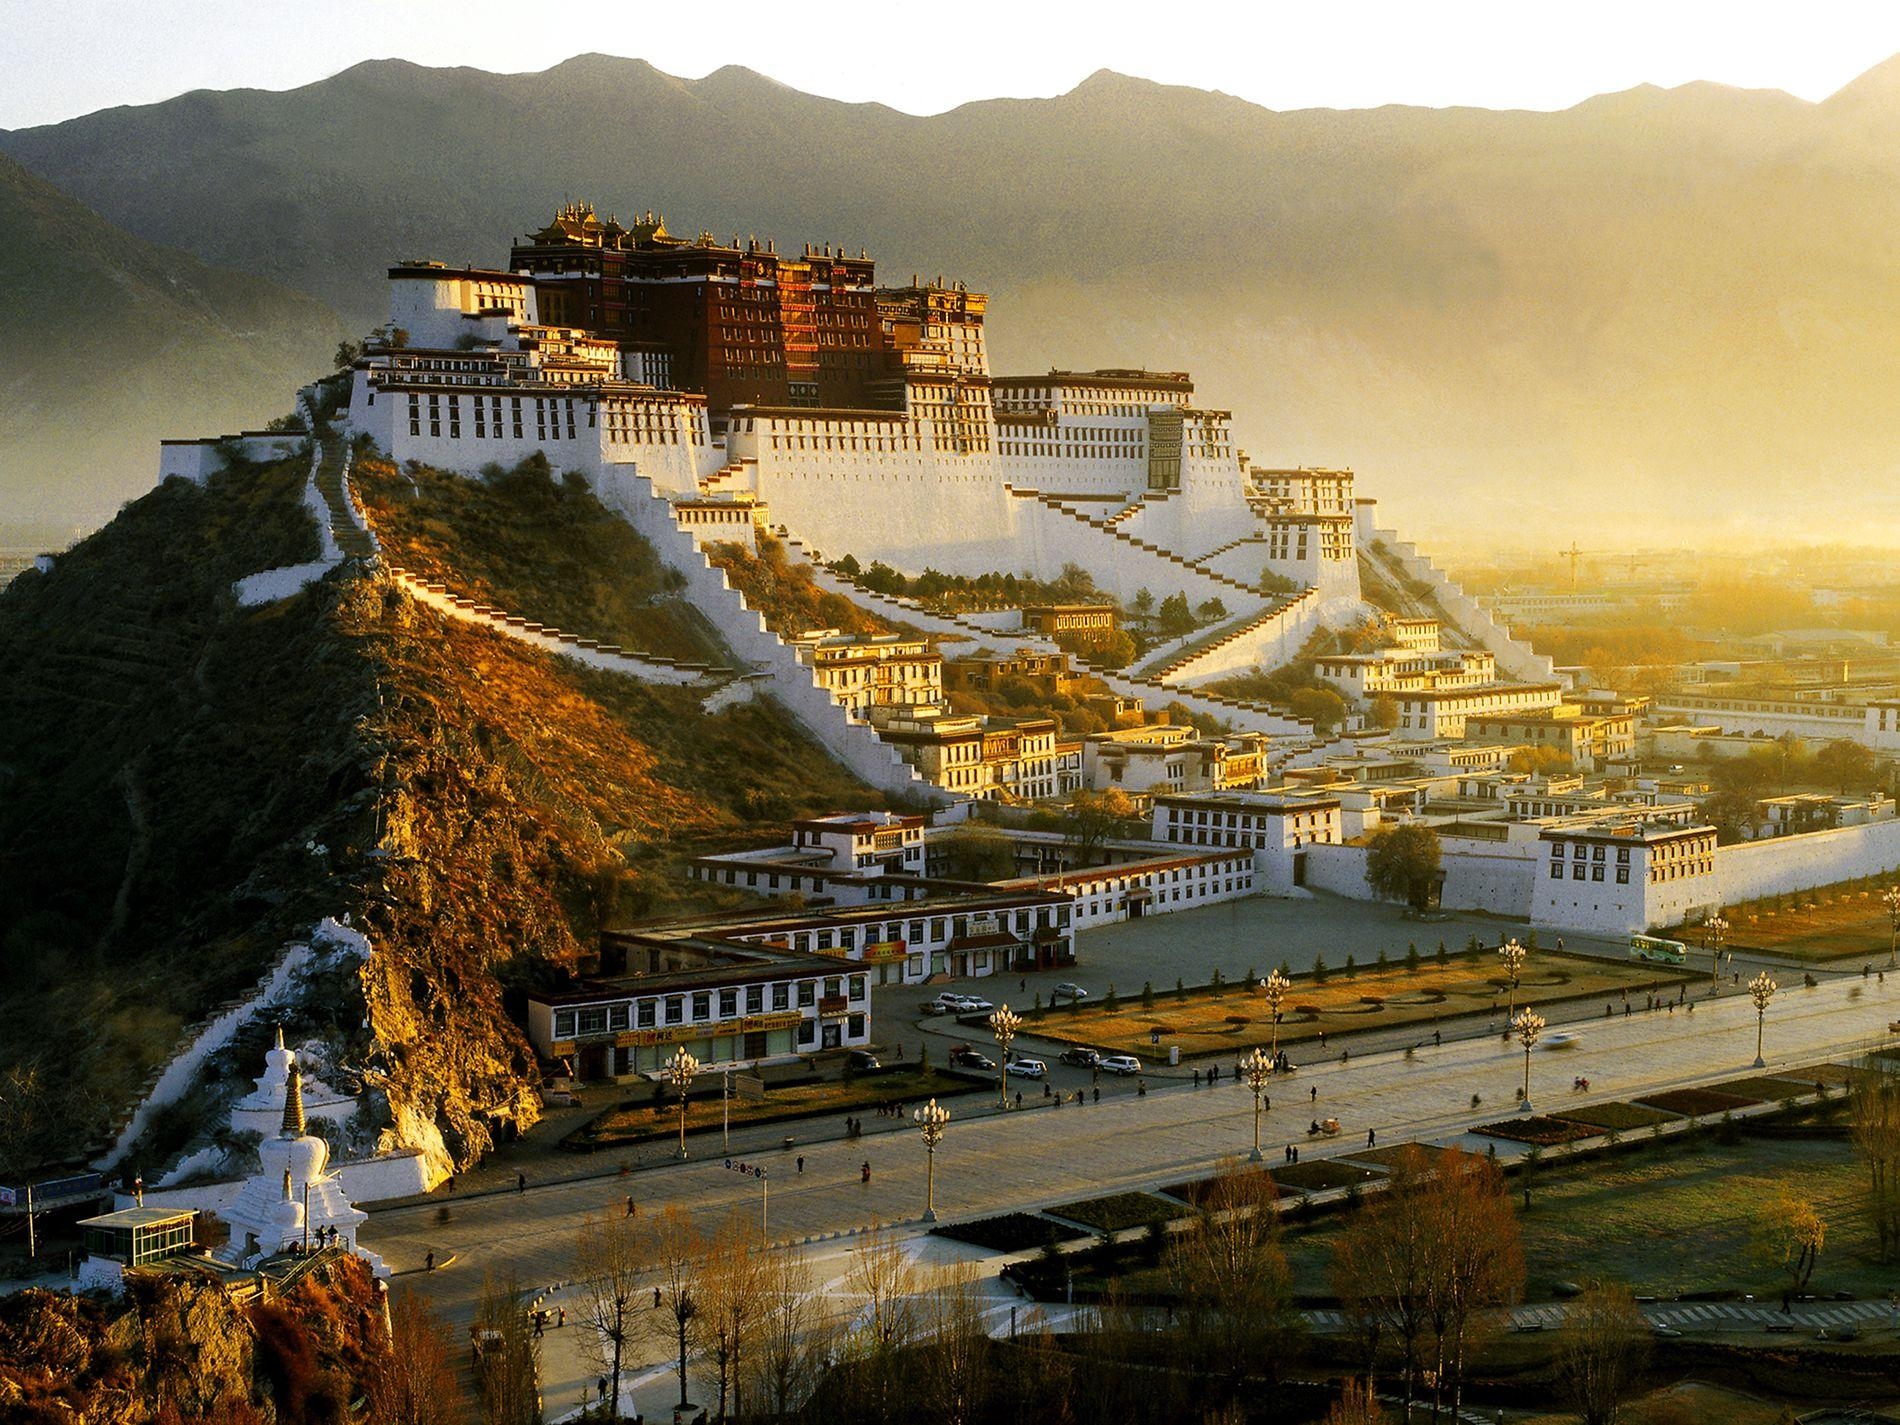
[376, 971, 1896, 1418]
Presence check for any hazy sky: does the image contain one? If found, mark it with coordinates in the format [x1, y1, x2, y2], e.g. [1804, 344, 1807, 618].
[6, 0, 1900, 130]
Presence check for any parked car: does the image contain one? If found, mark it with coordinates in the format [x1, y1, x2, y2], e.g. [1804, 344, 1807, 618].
[1099, 1055, 1142, 1076]
[848, 1050, 882, 1070]
[1053, 982, 1089, 1001]
[950, 1046, 995, 1071]
[929, 993, 974, 1015]
[960, 996, 996, 1013]
[1059, 1047, 1101, 1068]
[1006, 1057, 1048, 1079]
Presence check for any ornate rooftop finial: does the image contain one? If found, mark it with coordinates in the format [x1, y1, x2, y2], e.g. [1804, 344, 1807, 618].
[282, 1063, 305, 1137]
[274, 1024, 284, 1051]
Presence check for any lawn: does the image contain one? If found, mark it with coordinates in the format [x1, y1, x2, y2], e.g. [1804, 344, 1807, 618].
[1635, 1087, 1760, 1117]
[1556, 1101, 1679, 1131]
[1717, 882, 1900, 963]
[566, 1068, 983, 1149]
[1022, 950, 1683, 1061]
[1280, 1132, 1891, 1300]
[1051, 1192, 1190, 1232]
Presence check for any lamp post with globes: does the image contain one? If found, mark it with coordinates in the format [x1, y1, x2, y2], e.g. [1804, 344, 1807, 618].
[1513, 1008, 1545, 1113]
[665, 1047, 700, 1160]
[1749, 971, 1778, 1069]
[987, 1005, 1021, 1110]
[1884, 886, 1900, 970]
[1261, 969, 1291, 1061]
[1498, 939, 1527, 1020]
[1704, 913, 1729, 994]
[914, 1099, 950, 1223]
[1242, 1046, 1272, 1162]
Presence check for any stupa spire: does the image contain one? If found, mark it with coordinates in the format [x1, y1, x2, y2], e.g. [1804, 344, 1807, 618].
[282, 1063, 305, 1137]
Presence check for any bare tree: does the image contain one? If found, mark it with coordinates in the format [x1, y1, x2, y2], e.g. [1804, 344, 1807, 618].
[1165, 1159, 1294, 1403]
[920, 1260, 991, 1425]
[474, 1269, 540, 1425]
[648, 1205, 706, 1414]
[1332, 1146, 1435, 1418]
[1755, 1191, 1826, 1303]
[1421, 1147, 1524, 1419]
[835, 1228, 923, 1425]
[697, 1213, 770, 1421]
[1850, 1064, 1900, 1261]
[1325, 1377, 1390, 1425]
[746, 1244, 829, 1419]
[575, 1209, 646, 1421]
[1555, 1280, 1649, 1425]
[364, 1289, 466, 1425]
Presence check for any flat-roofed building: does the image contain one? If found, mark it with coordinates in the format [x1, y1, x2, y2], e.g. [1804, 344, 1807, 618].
[789, 630, 942, 720]
[1463, 707, 1637, 770]
[1150, 790, 1344, 893]
[1532, 820, 1719, 935]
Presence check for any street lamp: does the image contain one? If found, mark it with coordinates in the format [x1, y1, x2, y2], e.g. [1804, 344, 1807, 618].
[1498, 939, 1527, 1020]
[1704, 914, 1729, 994]
[988, 1005, 1021, 1110]
[1261, 969, 1291, 1060]
[1242, 1046, 1272, 1162]
[914, 1098, 950, 1223]
[665, 1047, 700, 1160]
[1513, 1008, 1545, 1114]
[1749, 971, 1778, 1069]
[1884, 886, 1900, 970]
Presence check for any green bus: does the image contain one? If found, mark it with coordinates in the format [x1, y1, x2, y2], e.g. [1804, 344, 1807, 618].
[1629, 934, 1687, 965]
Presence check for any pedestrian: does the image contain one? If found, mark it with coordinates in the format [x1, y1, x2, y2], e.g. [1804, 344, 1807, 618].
[1284, 1144, 1291, 1163]
[654, 1287, 662, 1309]
[1368, 1128, 1376, 1147]
[1557, 937, 1564, 952]
[1310, 1085, 1317, 1103]
[1020, 978, 1027, 992]
[1193, 1068, 1201, 1086]
[1264, 1094, 1270, 1112]
[517, 1171, 526, 1194]
[1293, 1145, 1299, 1163]
[558, 1307, 565, 1329]
[1043, 1081, 1052, 1099]
[598, 1377, 607, 1403]
[425, 1250, 434, 1271]
[1136, 1080, 1146, 1097]
[1318, 1030, 1326, 1048]
[533, 1312, 544, 1339]
[797, 1155, 805, 1174]
[1016, 1091, 1023, 1108]
[1093, 1086, 1100, 1103]
[444, 1174, 455, 1192]
[1433, 1030, 1441, 1046]
[626, 1195, 636, 1218]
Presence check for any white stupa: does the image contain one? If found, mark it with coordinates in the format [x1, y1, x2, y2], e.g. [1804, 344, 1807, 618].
[230, 1026, 354, 1139]
[218, 1056, 373, 1270]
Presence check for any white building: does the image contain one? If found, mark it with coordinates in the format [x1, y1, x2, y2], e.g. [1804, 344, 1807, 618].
[1150, 790, 1344, 893]
[1531, 821, 1719, 937]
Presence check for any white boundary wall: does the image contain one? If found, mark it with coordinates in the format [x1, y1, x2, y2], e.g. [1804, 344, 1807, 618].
[592, 468, 949, 805]
[1357, 502, 1555, 684]
[1718, 820, 1900, 904]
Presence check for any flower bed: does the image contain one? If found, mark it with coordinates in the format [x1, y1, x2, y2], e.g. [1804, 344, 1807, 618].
[929, 1212, 1085, 1253]
[1475, 1115, 1599, 1146]
[1051, 1191, 1190, 1232]
[1635, 1087, 1756, 1117]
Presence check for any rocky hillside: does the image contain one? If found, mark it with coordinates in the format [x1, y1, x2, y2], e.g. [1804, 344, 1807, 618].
[0, 450, 887, 1179]
[0, 152, 345, 535]
[14, 55, 1900, 542]
[0, 1254, 397, 1422]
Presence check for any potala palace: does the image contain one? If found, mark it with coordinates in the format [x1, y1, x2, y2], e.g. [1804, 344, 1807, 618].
[156, 204, 1900, 943]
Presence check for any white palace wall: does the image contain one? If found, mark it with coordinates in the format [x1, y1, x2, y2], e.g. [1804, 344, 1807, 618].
[1717, 820, 1900, 905]
[590, 467, 949, 805]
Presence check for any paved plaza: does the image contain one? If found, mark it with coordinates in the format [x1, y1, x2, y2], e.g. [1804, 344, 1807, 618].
[372, 967, 1900, 1422]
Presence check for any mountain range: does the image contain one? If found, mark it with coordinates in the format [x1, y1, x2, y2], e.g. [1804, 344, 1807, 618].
[11, 54, 1900, 546]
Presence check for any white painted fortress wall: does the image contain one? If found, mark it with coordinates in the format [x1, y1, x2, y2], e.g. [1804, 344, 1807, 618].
[1717, 820, 1900, 905]
[1357, 502, 1554, 684]
[590, 468, 948, 804]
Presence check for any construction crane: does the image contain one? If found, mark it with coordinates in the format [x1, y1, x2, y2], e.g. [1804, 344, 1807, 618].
[1556, 544, 1650, 588]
